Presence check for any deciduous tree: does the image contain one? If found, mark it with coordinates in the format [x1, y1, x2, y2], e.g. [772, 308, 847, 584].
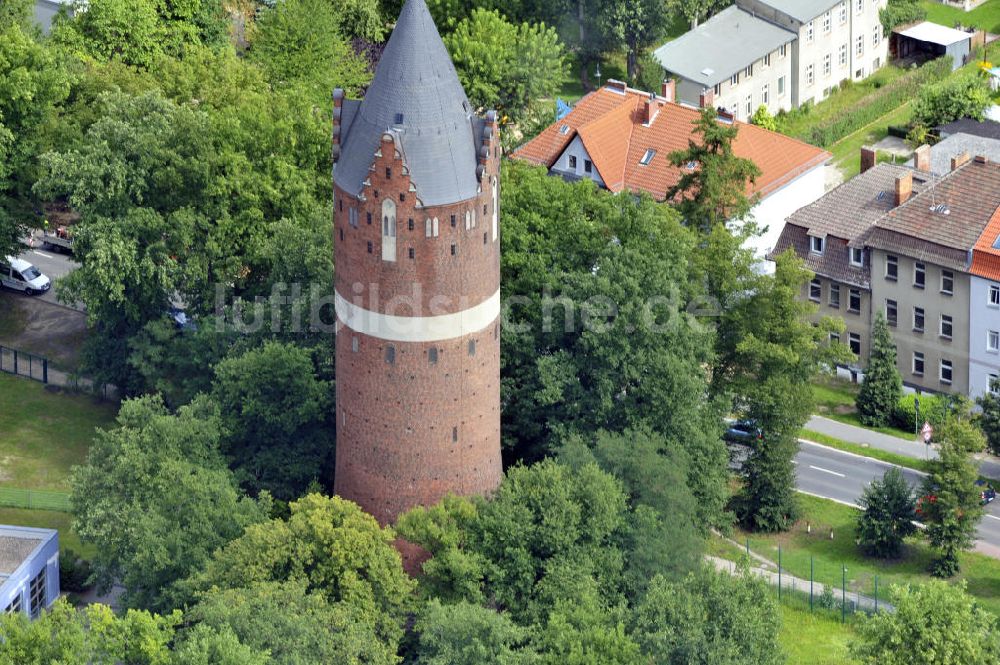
[851, 581, 1000, 664]
[918, 440, 984, 577]
[976, 376, 1000, 455]
[445, 9, 567, 124]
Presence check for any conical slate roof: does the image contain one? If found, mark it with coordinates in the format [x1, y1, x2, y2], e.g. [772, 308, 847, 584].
[334, 0, 481, 207]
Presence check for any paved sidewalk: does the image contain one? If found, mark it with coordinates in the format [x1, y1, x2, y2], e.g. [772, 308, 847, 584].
[806, 415, 1000, 480]
[708, 556, 893, 613]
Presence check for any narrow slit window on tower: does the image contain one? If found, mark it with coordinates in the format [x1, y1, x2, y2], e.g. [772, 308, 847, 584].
[425, 219, 432, 237]
[465, 211, 471, 230]
[386, 167, 392, 179]
[339, 228, 344, 241]
[351, 336, 359, 352]
[483, 232, 487, 244]
[433, 218, 439, 236]
[399, 193, 405, 202]
[367, 212, 372, 225]
[452, 426, 458, 442]
[367, 241, 373, 253]
[468, 339, 476, 356]
[385, 345, 395, 364]
[451, 244, 456, 256]
[408, 247, 414, 259]
[429, 347, 438, 364]
[408, 218, 414, 231]
[451, 215, 456, 228]
[483, 204, 488, 215]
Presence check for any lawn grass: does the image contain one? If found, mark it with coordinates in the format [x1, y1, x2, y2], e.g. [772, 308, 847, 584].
[811, 376, 916, 440]
[923, 0, 1000, 33]
[0, 507, 94, 559]
[0, 373, 115, 490]
[778, 65, 910, 139]
[724, 494, 1000, 617]
[800, 429, 934, 474]
[778, 602, 860, 665]
[829, 102, 915, 177]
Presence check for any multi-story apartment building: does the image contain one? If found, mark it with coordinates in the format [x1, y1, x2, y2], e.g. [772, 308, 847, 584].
[774, 163, 929, 363]
[655, 0, 888, 121]
[775, 149, 1000, 397]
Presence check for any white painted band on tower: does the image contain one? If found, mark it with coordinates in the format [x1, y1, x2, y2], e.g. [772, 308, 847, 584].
[335, 288, 500, 342]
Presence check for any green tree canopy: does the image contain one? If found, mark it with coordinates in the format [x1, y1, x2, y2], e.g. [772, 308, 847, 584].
[187, 494, 415, 650]
[918, 440, 985, 577]
[879, 0, 926, 36]
[976, 376, 1000, 455]
[70, 395, 270, 611]
[856, 467, 917, 558]
[631, 566, 782, 665]
[186, 581, 397, 665]
[851, 581, 1000, 664]
[445, 9, 567, 124]
[249, 0, 371, 104]
[414, 600, 538, 665]
[856, 310, 904, 427]
[912, 75, 991, 131]
[211, 341, 333, 500]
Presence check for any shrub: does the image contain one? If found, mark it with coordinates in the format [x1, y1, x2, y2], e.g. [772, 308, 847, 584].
[818, 584, 837, 610]
[893, 393, 949, 432]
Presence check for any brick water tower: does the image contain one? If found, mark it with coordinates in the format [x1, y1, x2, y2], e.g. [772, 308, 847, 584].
[332, 0, 503, 531]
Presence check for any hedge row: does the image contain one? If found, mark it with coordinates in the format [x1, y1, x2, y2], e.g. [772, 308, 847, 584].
[794, 57, 952, 148]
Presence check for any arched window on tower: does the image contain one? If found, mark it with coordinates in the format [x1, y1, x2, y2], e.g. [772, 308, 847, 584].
[492, 177, 498, 242]
[382, 199, 397, 262]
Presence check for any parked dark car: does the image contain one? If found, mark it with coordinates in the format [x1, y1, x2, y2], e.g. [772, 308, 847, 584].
[724, 419, 763, 446]
[976, 480, 996, 506]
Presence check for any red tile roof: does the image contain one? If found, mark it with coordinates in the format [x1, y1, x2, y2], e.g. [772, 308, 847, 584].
[971, 206, 1000, 281]
[512, 84, 830, 202]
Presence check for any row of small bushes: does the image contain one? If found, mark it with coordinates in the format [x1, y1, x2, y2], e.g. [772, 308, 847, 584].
[794, 57, 952, 148]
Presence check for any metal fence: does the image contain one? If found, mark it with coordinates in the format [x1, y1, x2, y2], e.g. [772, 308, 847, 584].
[0, 487, 71, 512]
[0, 345, 48, 384]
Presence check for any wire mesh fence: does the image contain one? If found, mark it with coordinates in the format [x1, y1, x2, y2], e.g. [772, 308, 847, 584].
[0, 487, 71, 512]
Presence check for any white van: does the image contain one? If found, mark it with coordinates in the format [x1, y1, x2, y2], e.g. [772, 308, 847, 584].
[1, 256, 51, 296]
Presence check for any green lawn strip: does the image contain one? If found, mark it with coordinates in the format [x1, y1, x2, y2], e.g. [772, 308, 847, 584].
[922, 0, 1000, 33]
[722, 494, 1000, 617]
[799, 429, 933, 474]
[830, 102, 914, 178]
[0, 507, 94, 559]
[0, 373, 115, 490]
[778, 601, 860, 665]
[810, 378, 917, 441]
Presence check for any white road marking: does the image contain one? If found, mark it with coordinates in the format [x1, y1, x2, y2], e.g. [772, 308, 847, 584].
[986, 514, 1000, 522]
[808, 465, 846, 478]
[31, 250, 54, 259]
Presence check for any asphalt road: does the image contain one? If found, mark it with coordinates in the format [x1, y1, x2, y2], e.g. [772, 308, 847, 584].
[795, 440, 1000, 550]
[13, 245, 79, 308]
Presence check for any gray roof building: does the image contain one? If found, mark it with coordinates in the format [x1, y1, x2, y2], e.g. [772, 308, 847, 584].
[905, 133, 1000, 176]
[754, 0, 839, 23]
[653, 5, 796, 87]
[334, 0, 483, 207]
[938, 119, 1000, 142]
[773, 163, 928, 287]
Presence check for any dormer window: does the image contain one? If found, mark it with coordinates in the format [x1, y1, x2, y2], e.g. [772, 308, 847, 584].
[559, 124, 571, 135]
[809, 235, 825, 255]
[850, 247, 863, 267]
[639, 149, 656, 166]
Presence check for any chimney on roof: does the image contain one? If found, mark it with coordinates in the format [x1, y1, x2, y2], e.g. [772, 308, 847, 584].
[699, 88, 714, 109]
[642, 93, 661, 126]
[913, 144, 931, 173]
[976, 155, 989, 164]
[860, 146, 877, 174]
[952, 151, 971, 171]
[895, 172, 913, 207]
[607, 79, 627, 93]
[661, 79, 675, 103]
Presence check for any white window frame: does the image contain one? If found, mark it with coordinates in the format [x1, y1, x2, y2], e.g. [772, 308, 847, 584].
[777, 75, 786, 96]
[989, 330, 1000, 353]
[806, 63, 815, 86]
[829, 283, 840, 308]
[941, 270, 953, 295]
[940, 314, 953, 340]
[940, 359, 953, 385]
[886, 255, 898, 280]
[913, 306, 924, 332]
[824, 53, 832, 77]
[839, 2, 847, 23]
[761, 83, 769, 105]
[991, 284, 1000, 307]
[856, 34, 864, 57]
[886, 299, 897, 326]
[914, 262, 926, 289]
[849, 332, 861, 356]
[823, 11, 831, 33]
[839, 44, 848, 66]
[849, 288, 862, 313]
[381, 199, 397, 262]
[855, 0, 863, 14]
[809, 278, 822, 302]
[912, 351, 924, 376]
[809, 235, 825, 254]
[806, 20, 814, 42]
[850, 247, 863, 267]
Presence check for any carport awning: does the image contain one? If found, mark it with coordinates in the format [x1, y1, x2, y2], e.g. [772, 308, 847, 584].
[895, 21, 971, 46]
